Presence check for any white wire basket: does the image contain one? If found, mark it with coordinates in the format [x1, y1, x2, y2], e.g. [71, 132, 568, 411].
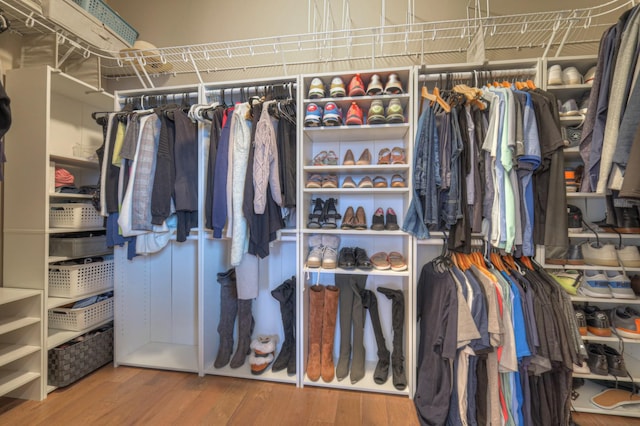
[50, 203, 103, 228]
[48, 259, 114, 298]
[48, 297, 114, 331]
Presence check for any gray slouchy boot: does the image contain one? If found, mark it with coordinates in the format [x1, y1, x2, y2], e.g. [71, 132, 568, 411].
[230, 298, 255, 369]
[214, 268, 237, 369]
[377, 287, 407, 390]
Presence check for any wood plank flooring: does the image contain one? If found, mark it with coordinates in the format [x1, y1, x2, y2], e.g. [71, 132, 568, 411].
[0, 365, 639, 425]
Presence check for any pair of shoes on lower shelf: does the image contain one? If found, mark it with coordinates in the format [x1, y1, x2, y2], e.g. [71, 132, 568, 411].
[249, 335, 278, 375]
[308, 198, 341, 229]
[307, 234, 340, 269]
[586, 342, 627, 377]
[337, 247, 372, 270]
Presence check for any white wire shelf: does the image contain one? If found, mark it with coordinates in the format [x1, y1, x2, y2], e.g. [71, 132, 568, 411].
[0, 0, 633, 88]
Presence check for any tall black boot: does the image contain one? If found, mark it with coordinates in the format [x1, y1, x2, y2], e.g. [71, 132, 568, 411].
[286, 278, 297, 376]
[362, 289, 390, 384]
[271, 276, 296, 375]
[230, 298, 254, 369]
[335, 274, 354, 381]
[377, 287, 407, 390]
[214, 268, 237, 368]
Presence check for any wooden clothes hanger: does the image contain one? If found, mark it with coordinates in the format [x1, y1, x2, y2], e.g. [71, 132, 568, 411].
[432, 87, 452, 113]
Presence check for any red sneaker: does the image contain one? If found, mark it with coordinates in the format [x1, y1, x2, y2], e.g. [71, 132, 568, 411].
[345, 102, 363, 125]
[348, 74, 365, 97]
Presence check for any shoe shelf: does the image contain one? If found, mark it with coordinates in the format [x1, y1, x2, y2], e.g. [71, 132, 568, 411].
[204, 363, 295, 385]
[571, 379, 640, 418]
[304, 164, 411, 174]
[545, 84, 592, 99]
[571, 295, 640, 305]
[302, 360, 410, 396]
[302, 229, 407, 236]
[303, 188, 409, 195]
[574, 352, 640, 383]
[580, 332, 640, 345]
[303, 124, 411, 142]
[303, 266, 410, 277]
[567, 192, 606, 199]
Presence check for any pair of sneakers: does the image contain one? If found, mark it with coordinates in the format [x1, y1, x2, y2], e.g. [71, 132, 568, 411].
[578, 269, 636, 299]
[304, 102, 344, 127]
[307, 234, 340, 269]
[367, 99, 404, 124]
[548, 64, 594, 86]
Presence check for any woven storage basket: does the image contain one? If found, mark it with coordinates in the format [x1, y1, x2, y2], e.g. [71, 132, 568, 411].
[49, 259, 114, 298]
[48, 297, 113, 331]
[50, 203, 103, 228]
[48, 326, 113, 387]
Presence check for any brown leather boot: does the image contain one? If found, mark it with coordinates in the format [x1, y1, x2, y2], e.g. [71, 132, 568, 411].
[321, 285, 340, 382]
[306, 285, 325, 381]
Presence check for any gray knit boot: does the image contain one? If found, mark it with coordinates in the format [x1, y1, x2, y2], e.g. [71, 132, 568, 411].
[349, 275, 367, 384]
[214, 268, 237, 369]
[230, 298, 254, 369]
[335, 274, 354, 381]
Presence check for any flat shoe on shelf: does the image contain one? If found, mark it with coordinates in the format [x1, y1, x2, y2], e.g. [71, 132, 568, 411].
[373, 176, 388, 188]
[325, 150, 338, 166]
[390, 174, 406, 187]
[306, 174, 323, 188]
[390, 147, 405, 164]
[357, 176, 373, 188]
[353, 206, 367, 230]
[313, 150, 327, 166]
[370, 252, 390, 270]
[388, 252, 407, 271]
[322, 175, 338, 188]
[342, 176, 356, 188]
[377, 148, 391, 165]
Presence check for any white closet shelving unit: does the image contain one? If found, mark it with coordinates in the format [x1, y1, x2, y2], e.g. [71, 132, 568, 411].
[538, 55, 640, 418]
[199, 76, 299, 385]
[299, 67, 414, 395]
[111, 84, 201, 374]
[2, 65, 115, 396]
[0, 288, 42, 401]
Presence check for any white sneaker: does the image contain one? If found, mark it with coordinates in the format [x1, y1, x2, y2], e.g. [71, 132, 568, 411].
[584, 66, 596, 85]
[321, 234, 340, 269]
[578, 270, 612, 298]
[573, 361, 591, 374]
[605, 270, 636, 299]
[307, 234, 324, 268]
[617, 245, 640, 268]
[562, 66, 583, 85]
[548, 65, 563, 85]
[581, 242, 618, 267]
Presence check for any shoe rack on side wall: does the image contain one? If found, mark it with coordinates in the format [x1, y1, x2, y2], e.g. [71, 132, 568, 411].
[540, 55, 640, 419]
[299, 68, 415, 395]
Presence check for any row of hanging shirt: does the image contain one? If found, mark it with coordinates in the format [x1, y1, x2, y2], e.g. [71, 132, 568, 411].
[93, 86, 297, 261]
[203, 84, 297, 268]
[580, 3, 640, 201]
[414, 249, 584, 426]
[404, 72, 568, 259]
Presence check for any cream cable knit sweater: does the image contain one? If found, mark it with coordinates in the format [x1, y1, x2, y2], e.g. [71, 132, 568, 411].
[230, 103, 251, 266]
[253, 101, 283, 214]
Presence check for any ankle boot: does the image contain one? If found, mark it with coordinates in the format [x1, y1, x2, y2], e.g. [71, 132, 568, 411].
[271, 277, 296, 375]
[214, 268, 238, 368]
[349, 276, 367, 384]
[230, 298, 255, 369]
[307, 285, 325, 381]
[362, 289, 390, 384]
[321, 285, 340, 382]
[377, 287, 407, 390]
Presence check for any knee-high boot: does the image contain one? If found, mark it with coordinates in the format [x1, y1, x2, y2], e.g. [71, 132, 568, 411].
[271, 276, 296, 375]
[306, 285, 325, 381]
[230, 298, 254, 369]
[335, 274, 354, 381]
[377, 287, 407, 390]
[321, 285, 340, 383]
[362, 289, 390, 384]
[349, 275, 368, 384]
[214, 268, 237, 369]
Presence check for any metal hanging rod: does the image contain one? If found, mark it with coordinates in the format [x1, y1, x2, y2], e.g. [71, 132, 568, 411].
[419, 67, 537, 82]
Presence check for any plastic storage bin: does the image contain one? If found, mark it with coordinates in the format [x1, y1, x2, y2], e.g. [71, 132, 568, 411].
[48, 297, 114, 331]
[49, 259, 114, 298]
[50, 203, 104, 229]
[49, 233, 108, 258]
[48, 325, 114, 387]
[71, 0, 138, 45]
